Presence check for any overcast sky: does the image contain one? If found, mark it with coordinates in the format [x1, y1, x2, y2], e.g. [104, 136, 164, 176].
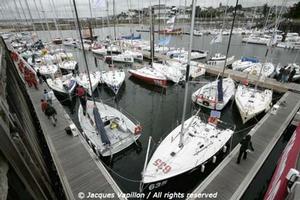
[0, 0, 298, 20]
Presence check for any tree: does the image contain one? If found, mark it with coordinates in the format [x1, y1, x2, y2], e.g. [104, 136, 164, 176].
[262, 3, 270, 18]
[236, 4, 243, 10]
[287, 1, 300, 19]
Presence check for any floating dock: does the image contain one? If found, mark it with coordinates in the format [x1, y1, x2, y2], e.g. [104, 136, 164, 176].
[188, 91, 300, 200]
[9, 49, 125, 200]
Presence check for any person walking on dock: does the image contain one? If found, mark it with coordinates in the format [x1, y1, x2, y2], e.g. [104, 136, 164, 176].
[76, 85, 87, 116]
[45, 105, 57, 127]
[43, 89, 52, 105]
[288, 68, 296, 82]
[237, 135, 254, 164]
[40, 99, 48, 113]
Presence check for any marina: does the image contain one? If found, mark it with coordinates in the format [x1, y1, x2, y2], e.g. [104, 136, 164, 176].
[0, 0, 300, 200]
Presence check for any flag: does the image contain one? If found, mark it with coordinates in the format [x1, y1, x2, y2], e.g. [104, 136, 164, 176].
[158, 36, 171, 46]
[167, 16, 176, 24]
[210, 33, 222, 44]
[94, 0, 106, 8]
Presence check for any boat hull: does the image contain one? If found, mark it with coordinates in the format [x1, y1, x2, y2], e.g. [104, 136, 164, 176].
[129, 70, 167, 87]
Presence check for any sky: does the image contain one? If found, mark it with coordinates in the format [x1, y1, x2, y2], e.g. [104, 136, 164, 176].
[0, 0, 298, 20]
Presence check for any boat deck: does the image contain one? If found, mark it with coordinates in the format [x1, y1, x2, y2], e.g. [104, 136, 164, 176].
[26, 83, 124, 200]
[189, 91, 300, 200]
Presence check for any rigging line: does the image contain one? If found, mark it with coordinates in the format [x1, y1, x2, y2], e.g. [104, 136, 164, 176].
[72, 0, 96, 105]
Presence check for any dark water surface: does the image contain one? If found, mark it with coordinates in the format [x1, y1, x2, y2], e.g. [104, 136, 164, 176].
[35, 25, 299, 199]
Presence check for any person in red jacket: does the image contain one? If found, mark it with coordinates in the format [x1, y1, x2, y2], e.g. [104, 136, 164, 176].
[76, 85, 87, 115]
[41, 99, 48, 113]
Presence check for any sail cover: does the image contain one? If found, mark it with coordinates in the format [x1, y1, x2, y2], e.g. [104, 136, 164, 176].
[217, 78, 223, 102]
[93, 107, 111, 145]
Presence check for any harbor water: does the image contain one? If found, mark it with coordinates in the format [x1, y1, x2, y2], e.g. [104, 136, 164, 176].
[34, 25, 298, 199]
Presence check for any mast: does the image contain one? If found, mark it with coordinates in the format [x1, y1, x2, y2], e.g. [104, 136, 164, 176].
[50, 0, 63, 39]
[255, 0, 287, 90]
[221, 0, 239, 77]
[24, 0, 37, 33]
[72, 0, 96, 104]
[150, 6, 155, 65]
[178, 0, 196, 148]
[113, 0, 117, 41]
[39, 0, 52, 41]
[33, 0, 45, 32]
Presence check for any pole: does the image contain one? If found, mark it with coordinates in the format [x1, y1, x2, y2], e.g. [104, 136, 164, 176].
[72, 0, 96, 104]
[113, 0, 117, 40]
[255, 0, 287, 90]
[39, 0, 52, 41]
[33, 0, 45, 32]
[24, 0, 37, 33]
[221, 0, 239, 77]
[151, 7, 155, 65]
[178, 0, 197, 148]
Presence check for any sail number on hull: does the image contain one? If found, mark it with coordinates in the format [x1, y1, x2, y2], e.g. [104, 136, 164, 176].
[153, 159, 172, 173]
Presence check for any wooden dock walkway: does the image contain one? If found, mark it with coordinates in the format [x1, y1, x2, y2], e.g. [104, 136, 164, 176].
[189, 91, 300, 200]
[136, 49, 300, 93]
[203, 66, 300, 93]
[26, 84, 125, 199]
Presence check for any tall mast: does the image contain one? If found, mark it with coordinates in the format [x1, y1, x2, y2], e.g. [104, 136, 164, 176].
[113, 0, 117, 41]
[32, 0, 45, 33]
[50, 0, 63, 39]
[72, 0, 96, 104]
[37, 0, 52, 41]
[24, 0, 37, 33]
[150, 6, 155, 65]
[255, 0, 287, 90]
[178, 0, 197, 148]
[221, 0, 239, 77]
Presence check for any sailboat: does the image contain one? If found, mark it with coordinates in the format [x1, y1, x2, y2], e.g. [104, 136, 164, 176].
[235, 85, 272, 124]
[78, 101, 142, 157]
[152, 62, 183, 84]
[234, 1, 287, 124]
[142, 0, 234, 190]
[206, 53, 235, 67]
[46, 73, 77, 95]
[75, 72, 101, 96]
[192, 78, 235, 110]
[101, 69, 125, 95]
[71, 0, 142, 157]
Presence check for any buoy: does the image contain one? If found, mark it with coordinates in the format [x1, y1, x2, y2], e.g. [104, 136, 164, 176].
[212, 156, 217, 163]
[134, 125, 142, 135]
[201, 164, 205, 172]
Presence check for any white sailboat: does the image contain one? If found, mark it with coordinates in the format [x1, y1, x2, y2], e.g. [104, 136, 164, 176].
[207, 53, 235, 67]
[235, 85, 272, 124]
[72, 0, 142, 158]
[78, 100, 142, 157]
[143, 114, 233, 186]
[101, 70, 125, 95]
[192, 78, 235, 110]
[46, 73, 77, 95]
[75, 72, 101, 96]
[232, 57, 260, 71]
[243, 62, 275, 77]
[123, 50, 143, 61]
[142, 0, 234, 190]
[105, 53, 134, 64]
[152, 62, 183, 84]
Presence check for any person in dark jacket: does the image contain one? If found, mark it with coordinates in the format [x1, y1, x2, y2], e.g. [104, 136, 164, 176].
[288, 68, 296, 82]
[237, 135, 254, 164]
[45, 105, 57, 126]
